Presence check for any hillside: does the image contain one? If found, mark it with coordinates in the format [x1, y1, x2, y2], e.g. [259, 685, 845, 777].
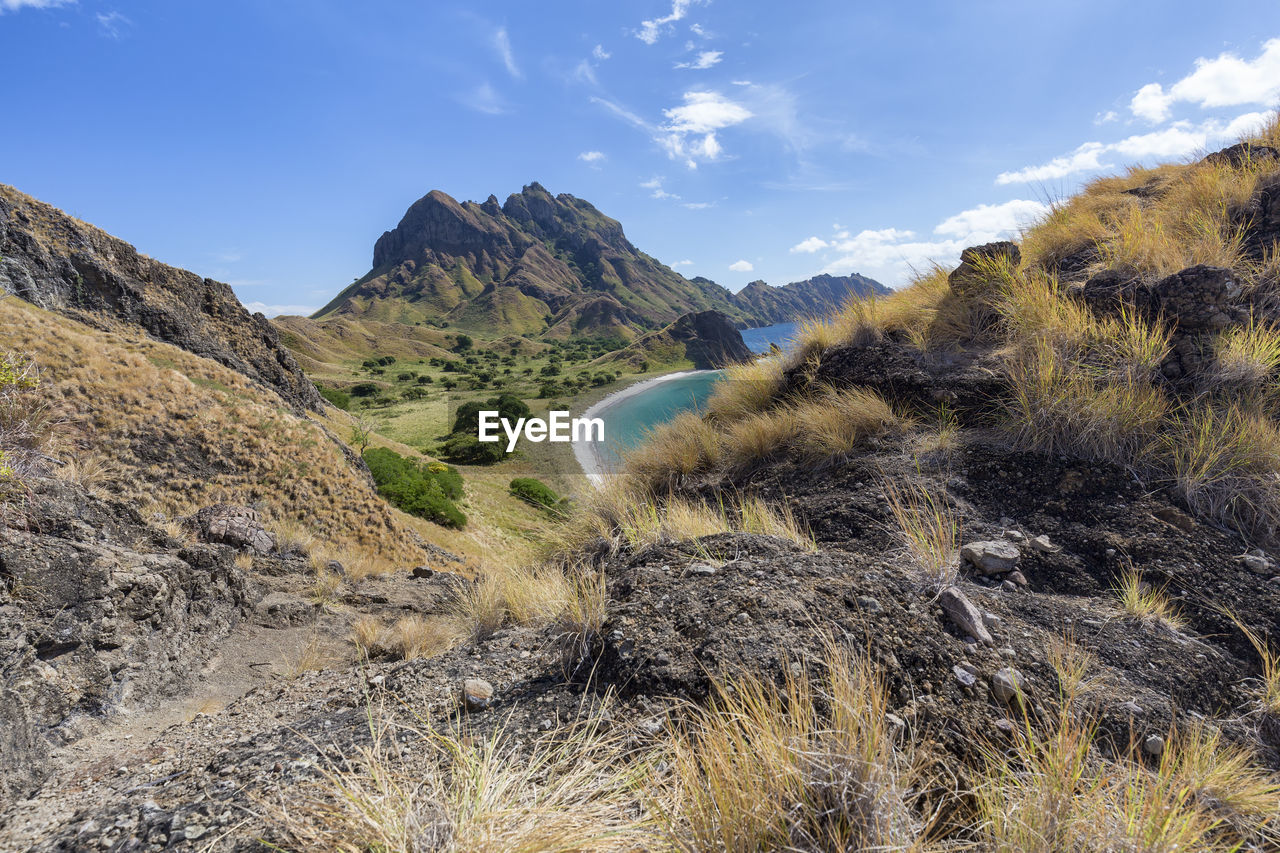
[0, 184, 323, 413]
[595, 309, 753, 371]
[311, 182, 885, 340]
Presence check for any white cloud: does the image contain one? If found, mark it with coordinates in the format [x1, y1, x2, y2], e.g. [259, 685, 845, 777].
[1130, 38, 1280, 122]
[672, 259, 694, 266]
[463, 82, 508, 115]
[1094, 110, 1119, 125]
[934, 199, 1048, 238]
[0, 0, 72, 12]
[95, 10, 130, 38]
[636, 0, 699, 45]
[663, 90, 752, 133]
[493, 27, 521, 79]
[790, 236, 829, 254]
[1130, 82, 1172, 122]
[729, 259, 754, 272]
[641, 177, 680, 200]
[681, 201, 713, 210]
[816, 199, 1047, 287]
[996, 111, 1275, 185]
[590, 96, 649, 130]
[676, 50, 723, 70]
[242, 302, 319, 318]
[690, 23, 706, 37]
[578, 150, 606, 163]
[592, 44, 610, 60]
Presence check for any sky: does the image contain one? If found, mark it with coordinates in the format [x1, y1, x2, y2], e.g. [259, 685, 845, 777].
[2, 1, 1280, 317]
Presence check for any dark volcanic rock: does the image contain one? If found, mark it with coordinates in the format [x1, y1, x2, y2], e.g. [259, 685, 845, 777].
[731, 273, 889, 328]
[0, 184, 324, 413]
[1151, 264, 1245, 331]
[667, 310, 754, 369]
[949, 241, 1021, 297]
[189, 505, 276, 555]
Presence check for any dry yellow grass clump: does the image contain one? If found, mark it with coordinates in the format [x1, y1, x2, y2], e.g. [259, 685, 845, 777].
[0, 296, 423, 563]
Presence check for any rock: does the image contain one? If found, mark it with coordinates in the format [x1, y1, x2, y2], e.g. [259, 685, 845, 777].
[1007, 571, 1029, 587]
[252, 592, 314, 628]
[1000, 580, 1018, 593]
[993, 718, 1015, 737]
[1151, 265, 1244, 332]
[953, 665, 977, 687]
[190, 505, 276, 555]
[411, 566, 435, 579]
[1005, 529, 1025, 542]
[1120, 700, 1144, 716]
[1076, 268, 1142, 317]
[948, 241, 1021, 298]
[1028, 535, 1060, 554]
[938, 586, 994, 646]
[991, 668, 1024, 704]
[1240, 554, 1271, 575]
[961, 540, 1020, 575]
[998, 647, 1017, 659]
[1143, 734, 1165, 757]
[687, 563, 718, 576]
[855, 596, 882, 614]
[981, 611, 1001, 632]
[461, 678, 494, 713]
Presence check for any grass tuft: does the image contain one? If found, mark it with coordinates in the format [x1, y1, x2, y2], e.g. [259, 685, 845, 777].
[882, 478, 959, 588]
[1112, 565, 1185, 630]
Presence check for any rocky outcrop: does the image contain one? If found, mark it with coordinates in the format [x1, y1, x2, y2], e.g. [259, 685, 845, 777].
[1151, 264, 1246, 332]
[949, 241, 1021, 297]
[605, 309, 753, 370]
[0, 184, 324, 413]
[0, 479, 255, 809]
[188, 505, 276, 555]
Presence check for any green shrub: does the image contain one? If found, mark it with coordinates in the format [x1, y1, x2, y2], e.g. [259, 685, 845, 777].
[509, 477, 561, 510]
[435, 433, 504, 465]
[362, 447, 466, 528]
[351, 382, 380, 397]
[451, 394, 531, 437]
[316, 384, 350, 410]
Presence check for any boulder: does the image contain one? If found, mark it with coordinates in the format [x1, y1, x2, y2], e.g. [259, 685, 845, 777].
[462, 678, 494, 713]
[1151, 265, 1245, 332]
[948, 241, 1021, 298]
[190, 505, 276, 555]
[961, 540, 1020, 575]
[938, 586, 994, 646]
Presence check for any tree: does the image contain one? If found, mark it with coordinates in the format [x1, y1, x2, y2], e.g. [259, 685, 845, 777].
[454, 334, 473, 352]
[350, 415, 374, 455]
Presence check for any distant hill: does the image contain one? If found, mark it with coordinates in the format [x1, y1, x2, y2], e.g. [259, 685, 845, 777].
[312, 183, 886, 340]
[594, 310, 753, 371]
[730, 273, 890, 327]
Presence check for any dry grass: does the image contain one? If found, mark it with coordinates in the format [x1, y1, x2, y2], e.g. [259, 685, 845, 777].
[0, 352, 51, 487]
[656, 642, 926, 851]
[349, 615, 389, 657]
[882, 479, 959, 588]
[1226, 613, 1280, 744]
[307, 567, 346, 609]
[234, 552, 255, 571]
[450, 559, 609, 647]
[704, 358, 785, 421]
[276, 710, 655, 852]
[274, 518, 318, 556]
[283, 634, 340, 679]
[1210, 317, 1280, 403]
[390, 615, 462, 661]
[1112, 565, 1185, 630]
[53, 449, 119, 495]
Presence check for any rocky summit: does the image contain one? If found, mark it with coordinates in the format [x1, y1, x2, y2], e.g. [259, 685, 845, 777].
[309, 182, 886, 340]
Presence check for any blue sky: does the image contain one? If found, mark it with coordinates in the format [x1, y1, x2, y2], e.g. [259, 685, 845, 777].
[2, 1, 1279, 316]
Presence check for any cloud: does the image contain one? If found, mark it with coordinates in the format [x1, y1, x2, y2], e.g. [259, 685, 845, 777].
[658, 90, 752, 167]
[681, 201, 713, 210]
[592, 44, 611, 60]
[0, 0, 72, 12]
[1094, 110, 1119, 125]
[95, 10, 130, 38]
[637, 0, 699, 45]
[690, 23, 706, 37]
[672, 259, 694, 266]
[461, 82, 508, 115]
[641, 177, 680, 200]
[242, 302, 319, 318]
[729, 259, 754, 272]
[590, 96, 649, 130]
[996, 111, 1274, 184]
[790, 237, 829, 254]
[1130, 38, 1280, 122]
[212, 249, 242, 264]
[816, 199, 1048, 287]
[493, 27, 521, 79]
[676, 50, 723, 70]
[578, 150, 606, 163]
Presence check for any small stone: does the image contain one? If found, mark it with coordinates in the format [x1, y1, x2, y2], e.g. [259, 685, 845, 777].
[367, 675, 385, 688]
[961, 540, 1021, 575]
[1120, 701, 1143, 716]
[993, 718, 1015, 736]
[1105, 548, 1117, 558]
[1029, 535, 1061, 553]
[1241, 554, 1271, 575]
[1005, 530, 1025, 542]
[1001, 580, 1017, 593]
[991, 668, 1024, 704]
[185, 825, 208, 841]
[998, 647, 1016, 659]
[855, 596, 883, 614]
[938, 586, 994, 646]
[638, 717, 664, 737]
[538, 718, 553, 731]
[462, 678, 494, 713]
[1143, 734, 1165, 756]
[1007, 571, 1029, 587]
[411, 566, 435, 579]
[981, 611, 1001, 631]
[953, 665, 977, 687]
[687, 563, 717, 577]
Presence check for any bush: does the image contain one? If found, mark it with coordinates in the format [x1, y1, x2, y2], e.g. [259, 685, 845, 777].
[454, 334, 473, 352]
[451, 394, 531, 437]
[362, 447, 466, 528]
[435, 433, 504, 465]
[509, 477, 560, 509]
[350, 382, 380, 397]
[316, 384, 350, 409]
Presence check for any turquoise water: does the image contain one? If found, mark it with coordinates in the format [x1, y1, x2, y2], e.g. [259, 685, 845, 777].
[587, 321, 797, 471]
[594, 370, 724, 468]
[740, 320, 798, 353]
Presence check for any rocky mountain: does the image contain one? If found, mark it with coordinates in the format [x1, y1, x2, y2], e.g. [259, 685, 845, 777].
[311, 183, 886, 340]
[600, 309, 754, 371]
[0, 184, 323, 413]
[728, 272, 889, 327]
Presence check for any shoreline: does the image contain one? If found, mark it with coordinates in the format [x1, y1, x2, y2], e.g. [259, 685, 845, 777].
[572, 369, 710, 486]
